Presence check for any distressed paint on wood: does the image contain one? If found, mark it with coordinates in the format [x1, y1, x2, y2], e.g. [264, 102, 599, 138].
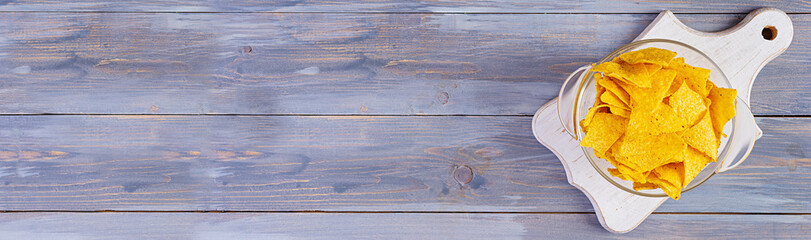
[0, 212, 809, 239]
[0, 13, 807, 115]
[0, 1, 808, 13]
[0, 116, 806, 212]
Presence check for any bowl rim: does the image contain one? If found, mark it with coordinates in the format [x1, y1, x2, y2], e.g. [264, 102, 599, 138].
[575, 39, 734, 197]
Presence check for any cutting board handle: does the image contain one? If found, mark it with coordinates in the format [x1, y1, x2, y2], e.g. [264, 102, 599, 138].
[636, 8, 794, 104]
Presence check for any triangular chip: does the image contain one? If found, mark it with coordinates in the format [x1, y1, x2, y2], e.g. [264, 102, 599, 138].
[580, 113, 628, 155]
[670, 82, 708, 127]
[601, 91, 630, 110]
[633, 182, 658, 191]
[682, 146, 711, 187]
[707, 86, 737, 144]
[618, 133, 686, 172]
[665, 74, 685, 97]
[653, 162, 685, 190]
[669, 61, 711, 96]
[579, 104, 611, 133]
[680, 109, 719, 160]
[627, 103, 688, 136]
[647, 170, 682, 200]
[593, 61, 653, 88]
[610, 106, 631, 118]
[670, 57, 684, 64]
[596, 75, 631, 105]
[619, 47, 677, 66]
[620, 69, 677, 113]
[644, 63, 662, 76]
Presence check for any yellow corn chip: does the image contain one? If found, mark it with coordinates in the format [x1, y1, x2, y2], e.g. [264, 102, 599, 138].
[633, 182, 659, 191]
[601, 91, 630, 110]
[580, 113, 628, 155]
[611, 106, 631, 118]
[669, 61, 711, 96]
[647, 170, 682, 200]
[595, 79, 607, 106]
[627, 103, 688, 136]
[707, 86, 737, 144]
[619, 47, 677, 66]
[593, 61, 653, 88]
[580, 104, 612, 133]
[644, 63, 663, 76]
[682, 146, 711, 187]
[665, 74, 685, 97]
[619, 133, 686, 172]
[680, 109, 718, 160]
[653, 162, 685, 190]
[670, 57, 684, 64]
[596, 75, 631, 105]
[620, 69, 677, 113]
[609, 166, 650, 183]
[670, 82, 708, 127]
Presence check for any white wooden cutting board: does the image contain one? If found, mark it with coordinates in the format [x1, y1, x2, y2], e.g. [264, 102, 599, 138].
[532, 8, 793, 233]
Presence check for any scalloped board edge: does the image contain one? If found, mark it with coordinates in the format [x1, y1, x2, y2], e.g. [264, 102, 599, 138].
[532, 8, 793, 233]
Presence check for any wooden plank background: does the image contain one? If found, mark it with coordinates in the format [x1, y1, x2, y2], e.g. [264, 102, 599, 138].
[0, 213, 809, 239]
[0, 1, 809, 13]
[0, 13, 807, 115]
[0, 116, 807, 212]
[0, 1, 808, 237]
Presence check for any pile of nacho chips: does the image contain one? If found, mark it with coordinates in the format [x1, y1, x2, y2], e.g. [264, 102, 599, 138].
[579, 47, 737, 200]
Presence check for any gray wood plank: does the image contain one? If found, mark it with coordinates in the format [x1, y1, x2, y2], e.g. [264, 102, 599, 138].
[0, 116, 807, 212]
[0, 212, 808, 239]
[0, 13, 806, 115]
[0, 0, 807, 13]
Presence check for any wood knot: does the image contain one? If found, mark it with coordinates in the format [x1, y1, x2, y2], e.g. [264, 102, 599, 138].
[438, 92, 449, 105]
[453, 165, 473, 185]
[241, 46, 252, 54]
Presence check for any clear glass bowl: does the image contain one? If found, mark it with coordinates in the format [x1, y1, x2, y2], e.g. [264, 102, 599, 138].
[557, 39, 762, 197]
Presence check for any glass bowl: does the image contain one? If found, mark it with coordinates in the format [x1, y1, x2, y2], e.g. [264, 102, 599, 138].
[556, 39, 762, 198]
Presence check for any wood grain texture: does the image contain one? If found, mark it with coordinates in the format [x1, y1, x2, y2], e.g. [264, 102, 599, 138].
[0, 212, 809, 239]
[0, 1, 808, 13]
[0, 116, 806, 212]
[0, 13, 807, 115]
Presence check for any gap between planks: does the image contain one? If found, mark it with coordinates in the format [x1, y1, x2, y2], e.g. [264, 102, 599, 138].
[0, 11, 809, 14]
[0, 113, 806, 118]
[0, 210, 810, 215]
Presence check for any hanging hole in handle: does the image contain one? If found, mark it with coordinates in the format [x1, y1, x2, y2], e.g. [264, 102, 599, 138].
[762, 26, 777, 41]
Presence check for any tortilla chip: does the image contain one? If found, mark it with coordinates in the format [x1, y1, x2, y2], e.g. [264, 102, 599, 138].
[707, 87, 737, 144]
[665, 74, 685, 97]
[580, 113, 628, 155]
[680, 110, 718, 160]
[705, 79, 717, 95]
[633, 182, 659, 191]
[619, 133, 686, 172]
[596, 75, 631, 105]
[627, 103, 688, 136]
[682, 146, 711, 187]
[653, 162, 685, 190]
[619, 47, 677, 66]
[644, 63, 663, 76]
[611, 106, 631, 118]
[621, 69, 677, 113]
[670, 82, 708, 127]
[669, 61, 711, 96]
[647, 171, 682, 200]
[601, 91, 630, 110]
[670, 57, 684, 64]
[593, 61, 653, 88]
[580, 104, 612, 133]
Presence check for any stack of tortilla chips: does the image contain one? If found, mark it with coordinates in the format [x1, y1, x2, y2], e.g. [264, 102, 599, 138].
[579, 47, 737, 200]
